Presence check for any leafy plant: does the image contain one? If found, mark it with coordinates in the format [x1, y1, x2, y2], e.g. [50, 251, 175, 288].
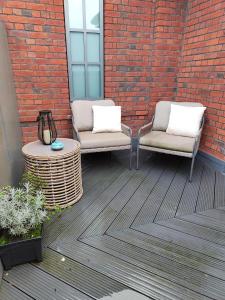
[0, 171, 62, 245]
[0, 183, 47, 238]
[21, 171, 62, 219]
[20, 171, 47, 193]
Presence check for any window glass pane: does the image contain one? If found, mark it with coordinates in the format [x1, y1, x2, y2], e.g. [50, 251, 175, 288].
[88, 65, 101, 98]
[72, 65, 85, 98]
[70, 32, 84, 62]
[87, 33, 100, 63]
[68, 0, 83, 29]
[86, 0, 100, 30]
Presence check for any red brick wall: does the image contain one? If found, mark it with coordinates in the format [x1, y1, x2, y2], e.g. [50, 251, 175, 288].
[0, 0, 224, 160]
[149, 0, 187, 119]
[104, 0, 154, 132]
[176, 0, 225, 160]
[0, 0, 71, 144]
[104, 0, 186, 134]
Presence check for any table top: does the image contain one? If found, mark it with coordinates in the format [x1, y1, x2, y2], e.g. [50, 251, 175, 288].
[22, 138, 80, 158]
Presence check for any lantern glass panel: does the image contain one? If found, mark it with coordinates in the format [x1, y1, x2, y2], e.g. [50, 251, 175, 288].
[37, 110, 57, 145]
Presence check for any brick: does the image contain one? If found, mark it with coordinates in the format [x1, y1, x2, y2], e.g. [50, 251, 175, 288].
[0, 0, 224, 159]
[176, 0, 225, 159]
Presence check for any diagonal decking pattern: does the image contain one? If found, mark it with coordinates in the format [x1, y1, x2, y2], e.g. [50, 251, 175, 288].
[1, 152, 225, 300]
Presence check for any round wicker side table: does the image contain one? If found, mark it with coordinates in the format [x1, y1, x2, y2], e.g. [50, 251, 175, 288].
[22, 138, 83, 209]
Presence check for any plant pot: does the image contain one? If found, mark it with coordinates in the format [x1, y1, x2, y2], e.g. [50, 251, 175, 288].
[0, 230, 42, 271]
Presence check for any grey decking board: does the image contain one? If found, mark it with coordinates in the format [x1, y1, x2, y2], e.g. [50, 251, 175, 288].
[196, 166, 215, 212]
[214, 171, 225, 208]
[217, 207, 225, 211]
[50, 239, 209, 300]
[154, 161, 188, 222]
[180, 213, 225, 234]
[44, 159, 106, 229]
[52, 168, 133, 243]
[176, 162, 203, 216]
[43, 163, 124, 246]
[35, 248, 125, 299]
[1, 153, 225, 300]
[3, 264, 93, 300]
[80, 168, 151, 239]
[157, 217, 225, 247]
[133, 161, 179, 226]
[0, 259, 3, 287]
[83, 234, 225, 300]
[0, 280, 33, 300]
[43, 163, 117, 242]
[136, 222, 225, 262]
[110, 228, 225, 280]
[107, 159, 165, 232]
[199, 208, 225, 221]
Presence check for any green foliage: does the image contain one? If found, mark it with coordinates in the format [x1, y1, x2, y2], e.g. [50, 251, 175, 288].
[0, 183, 47, 237]
[0, 171, 62, 245]
[46, 205, 62, 221]
[0, 225, 42, 246]
[20, 171, 47, 193]
[20, 171, 62, 217]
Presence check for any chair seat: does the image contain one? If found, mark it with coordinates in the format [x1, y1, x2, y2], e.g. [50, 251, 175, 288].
[140, 131, 195, 153]
[79, 131, 131, 149]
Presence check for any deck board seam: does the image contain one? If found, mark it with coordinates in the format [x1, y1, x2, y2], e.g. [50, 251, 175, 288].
[98, 167, 153, 239]
[133, 223, 225, 263]
[2, 278, 36, 300]
[74, 237, 216, 300]
[77, 170, 134, 240]
[153, 161, 187, 223]
[194, 165, 205, 213]
[128, 166, 167, 229]
[44, 166, 127, 246]
[177, 215, 225, 235]
[104, 230, 225, 282]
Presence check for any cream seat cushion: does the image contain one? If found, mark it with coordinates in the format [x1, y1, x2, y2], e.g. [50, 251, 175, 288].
[140, 131, 195, 153]
[79, 131, 131, 149]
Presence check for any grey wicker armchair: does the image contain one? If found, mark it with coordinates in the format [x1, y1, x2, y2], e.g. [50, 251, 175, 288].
[137, 101, 205, 181]
[71, 100, 132, 169]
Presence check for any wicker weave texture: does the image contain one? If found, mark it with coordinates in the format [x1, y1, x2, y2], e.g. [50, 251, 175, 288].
[22, 139, 83, 209]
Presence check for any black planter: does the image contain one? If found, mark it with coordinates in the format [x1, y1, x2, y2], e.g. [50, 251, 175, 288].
[0, 232, 42, 271]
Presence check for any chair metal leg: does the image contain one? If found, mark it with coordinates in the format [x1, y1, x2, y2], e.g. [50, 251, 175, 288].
[189, 155, 195, 182]
[129, 146, 132, 170]
[136, 146, 140, 170]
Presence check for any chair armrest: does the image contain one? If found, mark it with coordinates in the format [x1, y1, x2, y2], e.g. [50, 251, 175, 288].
[138, 120, 153, 138]
[121, 123, 132, 137]
[193, 116, 205, 155]
[72, 118, 80, 141]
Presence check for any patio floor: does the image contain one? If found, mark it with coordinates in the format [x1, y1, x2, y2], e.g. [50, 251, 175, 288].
[1, 152, 225, 300]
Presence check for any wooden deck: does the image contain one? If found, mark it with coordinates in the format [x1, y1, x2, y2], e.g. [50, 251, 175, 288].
[1, 152, 225, 300]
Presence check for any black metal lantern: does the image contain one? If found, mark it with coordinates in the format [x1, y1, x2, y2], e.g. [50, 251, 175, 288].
[37, 110, 57, 145]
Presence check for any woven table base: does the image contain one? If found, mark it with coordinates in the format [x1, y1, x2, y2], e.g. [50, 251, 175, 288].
[22, 139, 83, 209]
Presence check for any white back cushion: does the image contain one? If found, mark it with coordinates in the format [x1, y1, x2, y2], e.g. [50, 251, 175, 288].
[71, 100, 115, 131]
[152, 101, 203, 131]
[166, 104, 206, 137]
[92, 106, 122, 133]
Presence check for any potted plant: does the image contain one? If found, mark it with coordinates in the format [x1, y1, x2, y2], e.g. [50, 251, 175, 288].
[0, 172, 50, 270]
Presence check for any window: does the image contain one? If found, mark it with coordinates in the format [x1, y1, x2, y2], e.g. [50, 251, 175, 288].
[64, 0, 104, 101]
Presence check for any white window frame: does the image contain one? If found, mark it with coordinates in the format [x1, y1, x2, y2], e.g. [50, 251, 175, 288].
[64, 0, 104, 101]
